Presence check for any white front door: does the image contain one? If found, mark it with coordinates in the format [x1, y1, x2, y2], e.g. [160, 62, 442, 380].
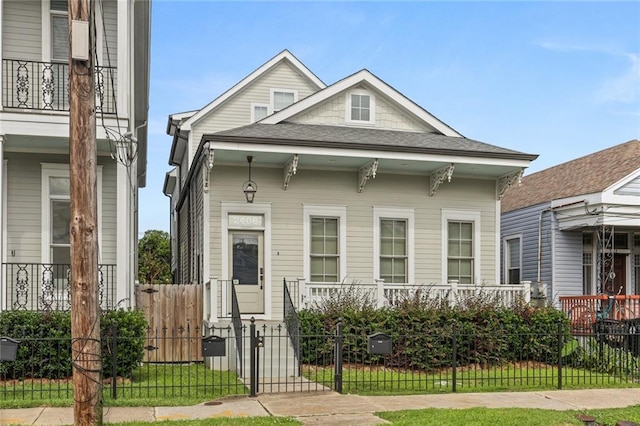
[230, 231, 264, 314]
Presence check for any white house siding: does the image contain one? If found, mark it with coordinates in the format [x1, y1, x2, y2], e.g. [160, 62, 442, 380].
[501, 203, 553, 293]
[614, 175, 640, 196]
[100, 0, 118, 67]
[189, 62, 321, 161]
[208, 165, 498, 318]
[292, 92, 432, 132]
[5, 153, 118, 264]
[2, 0, 41, 60]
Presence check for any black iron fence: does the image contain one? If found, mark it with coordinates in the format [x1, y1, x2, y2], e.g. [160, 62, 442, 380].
[3, 263, 117, 311]
[2, 59, 117, 113]
[1, 320, 639, 404]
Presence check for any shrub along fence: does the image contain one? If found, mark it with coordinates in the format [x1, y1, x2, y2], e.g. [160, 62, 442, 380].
[1, 304, 640, 404]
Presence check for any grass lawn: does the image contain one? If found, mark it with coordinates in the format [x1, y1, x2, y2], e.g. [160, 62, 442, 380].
[105, 406, 640, 425]
[0, 364, 247, 409]
[303, 362, 640, 395]
[377, 405, 640, 425]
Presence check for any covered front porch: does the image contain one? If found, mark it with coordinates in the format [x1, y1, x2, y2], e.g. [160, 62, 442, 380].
[203, 277, 533, 322]
[560, 294, 640, 334]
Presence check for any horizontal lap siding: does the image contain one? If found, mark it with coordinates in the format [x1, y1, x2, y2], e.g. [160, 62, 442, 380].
[553, 229, 582, 297]
[3, 1, 41, 60]
[6, 155, 42, 262]
[101, 1, 118, 67]
[208, 166, 498, 293]
[294, 93, 432, 132]
[190, 62, 320, 159]
[100, 161, 117, 264]
[5, 153, 118, 264]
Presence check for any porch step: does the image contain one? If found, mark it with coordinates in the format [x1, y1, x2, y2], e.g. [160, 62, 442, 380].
[204, 320, 299, 379]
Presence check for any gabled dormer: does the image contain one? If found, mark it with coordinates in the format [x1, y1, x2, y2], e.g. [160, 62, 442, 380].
[261, 69, 461, 137]
[167, 49, 326, 172]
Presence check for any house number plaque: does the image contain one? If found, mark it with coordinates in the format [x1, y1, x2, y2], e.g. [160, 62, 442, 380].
[229, 214, 264, 229]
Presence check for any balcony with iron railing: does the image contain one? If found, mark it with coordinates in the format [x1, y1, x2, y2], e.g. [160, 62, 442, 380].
[2, 59, 116, 113]
[2, 263, 117, 311]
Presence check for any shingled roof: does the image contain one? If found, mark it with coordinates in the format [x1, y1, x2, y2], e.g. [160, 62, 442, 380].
[205, 122, 538, 160]
[501, 140, 640, 213]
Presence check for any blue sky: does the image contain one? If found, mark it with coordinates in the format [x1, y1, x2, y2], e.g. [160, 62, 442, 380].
[141, 1, 640, 233]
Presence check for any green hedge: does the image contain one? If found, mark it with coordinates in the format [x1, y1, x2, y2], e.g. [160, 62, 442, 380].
[0, 309, 147, 379]
[298, 296, 570, 370]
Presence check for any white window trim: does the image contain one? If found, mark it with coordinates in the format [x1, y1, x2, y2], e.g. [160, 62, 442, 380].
[373, 207, 414, 284]
[270, 88, 298, 112]
[303, 204, 347, 283]
[41, 163, 103, 263]
[503, 233, 522, 284]
[441, 209, 481, 285]
[220, 202, 272, 320]
[346, 89, 376, 125]
[42, 0, 104, 63]
[251, 102, 270, 123]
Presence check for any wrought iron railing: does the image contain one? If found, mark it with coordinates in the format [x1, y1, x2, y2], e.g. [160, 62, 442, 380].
[230, 281, 244, 376]
[283, 278, 301, 373]
[3, 263, 117, 311]
[2, 59, 116, 113]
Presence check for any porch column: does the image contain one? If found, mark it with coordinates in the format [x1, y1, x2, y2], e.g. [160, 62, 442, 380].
[116, 161, 132, 308]
[0, 136, 4, 311]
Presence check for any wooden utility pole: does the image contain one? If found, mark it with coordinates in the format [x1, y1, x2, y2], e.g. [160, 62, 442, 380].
[68, 0, 102, 424]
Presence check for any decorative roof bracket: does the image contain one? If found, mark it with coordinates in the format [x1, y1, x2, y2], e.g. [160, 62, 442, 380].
[283, 154, 298, 190]
[203, 146, 214, 193]
[358, 159, 378, 193]
[429, 163, 455, 197]
[497, 169, 523, 200]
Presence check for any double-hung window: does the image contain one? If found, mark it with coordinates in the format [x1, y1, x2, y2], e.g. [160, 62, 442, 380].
[347, 90, 375, 124]
[448, 221, 473, 284]
[443, 209, 480, 285]
[310, 217, 339, 282]
[42, 164, 103, 266]
[251, 103, 269, 122]
[51, 0, 69, 63]
[374, 207, 414, 284]
[270, 89, 297, 112]
[304, 205, 347, 283]
[380, 219, 407, 283]
[504, 236, 521, 284]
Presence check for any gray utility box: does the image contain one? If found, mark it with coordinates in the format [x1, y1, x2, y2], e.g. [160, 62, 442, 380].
[368, 332, 392, 355]
[0, 337, 19, 361]
[201, 335, 225, 357]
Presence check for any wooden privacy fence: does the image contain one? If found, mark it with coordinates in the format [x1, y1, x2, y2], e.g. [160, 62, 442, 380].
[135, 283, 203, 362]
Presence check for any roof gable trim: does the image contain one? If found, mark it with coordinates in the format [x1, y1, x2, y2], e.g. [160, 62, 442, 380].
[260, 69, 462, 137]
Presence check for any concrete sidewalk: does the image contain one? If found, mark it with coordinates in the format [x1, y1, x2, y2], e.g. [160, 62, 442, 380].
[1, 388, 640, 425]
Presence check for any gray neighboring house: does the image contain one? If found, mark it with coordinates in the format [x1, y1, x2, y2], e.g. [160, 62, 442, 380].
[500, 140, 640, 303]
[0, 0, 151, 311]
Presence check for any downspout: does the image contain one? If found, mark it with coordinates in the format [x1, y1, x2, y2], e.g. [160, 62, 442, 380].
[537, 199, 589, 298]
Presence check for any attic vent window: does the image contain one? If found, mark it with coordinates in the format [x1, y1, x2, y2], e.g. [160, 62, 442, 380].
[347, 91, 375, 124]
[271, 89, 297, 112]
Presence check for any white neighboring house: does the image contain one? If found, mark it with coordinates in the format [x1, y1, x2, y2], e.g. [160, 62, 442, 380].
[0, 0, 151, 311]
[164, 50, 538, 323]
